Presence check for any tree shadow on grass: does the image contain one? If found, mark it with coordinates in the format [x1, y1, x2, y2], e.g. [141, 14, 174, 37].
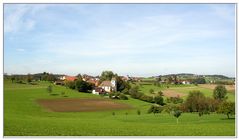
[220, 118, 235, 120]
[50, 93, 59, 96]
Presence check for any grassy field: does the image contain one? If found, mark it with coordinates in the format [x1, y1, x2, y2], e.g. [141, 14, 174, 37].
[4, 80, 235, 136]
[137, 82, 235, 101]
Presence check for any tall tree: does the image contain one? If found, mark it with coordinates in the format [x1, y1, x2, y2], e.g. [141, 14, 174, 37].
[100, 71, 115, 81]
[213, 85, 227, 100]
[184, 90, 209, 115]
[217, 101, 235, 119]
[27, 73, 32, 83]
[76, 74, 83, 81]
[167, 76, 173, 84]
[172, 110, 182, 124]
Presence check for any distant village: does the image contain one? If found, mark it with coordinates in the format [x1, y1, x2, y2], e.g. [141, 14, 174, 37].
[54, 74, 143, 95]
[5, 72, 234, 97]
[53, 74, 193, 95]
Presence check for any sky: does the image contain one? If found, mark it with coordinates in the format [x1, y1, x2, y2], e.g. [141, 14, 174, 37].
[4, 4, 236, 77]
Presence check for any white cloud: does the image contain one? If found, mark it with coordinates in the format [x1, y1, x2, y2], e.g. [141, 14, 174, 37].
[4, 4, 48, 33]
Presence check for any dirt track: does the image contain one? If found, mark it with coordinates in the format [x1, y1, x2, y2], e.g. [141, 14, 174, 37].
[198, 84, 235, 91]
[37, 98, 132, 112]
[162, 89, 186, 98]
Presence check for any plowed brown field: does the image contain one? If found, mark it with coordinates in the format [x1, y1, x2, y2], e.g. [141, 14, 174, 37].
[37, 98, 132, 112]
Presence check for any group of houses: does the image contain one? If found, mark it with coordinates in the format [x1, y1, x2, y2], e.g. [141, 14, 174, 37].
[54, 75, 118, 95]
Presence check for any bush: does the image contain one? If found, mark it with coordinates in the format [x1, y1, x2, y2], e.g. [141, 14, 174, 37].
[130, 91, 143, 99]
[129, 86, 143, 99]
[66, 81, 76, 89]
[75, 80, 93, 92]
[154, 95, 164, 105]
[29, 82, 38, 85]
[47, 85, 53, 93]
[140, 95, 154, 103]
[119, 93, 128, 100]
[163, 104, 179, 114]
[122, 88, 129, 95]
[148, 104, 164, 115]
[16, 80, 26, 84]
[137, 110, 141, 115]
[166, 97, 183, 104]
[109, 92, 120, 99]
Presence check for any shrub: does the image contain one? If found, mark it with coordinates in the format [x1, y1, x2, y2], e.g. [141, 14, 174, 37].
[163, 104, 179, 114]
[148, 104, 163, 115]
[119, 93, 128, 100]
[30, 82, 38, 85]
[122, 88, 129, 95]
[140, 95, 154, 103]
[137, 109, 141, 115]
[130, 91, 143, 99]
[149, 89, 154, 94]
[166, 97, 183, 104]
[65, 81, 76, 89]
[154, 95, 164, 105]
[47, 85, 52, 93]
[75, 80, 93, 92]
[16, 80, 26, 84]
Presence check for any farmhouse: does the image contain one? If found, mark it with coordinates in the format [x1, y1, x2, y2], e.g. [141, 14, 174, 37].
[98, 78, 117, 93]
[92, 87, 105, 95]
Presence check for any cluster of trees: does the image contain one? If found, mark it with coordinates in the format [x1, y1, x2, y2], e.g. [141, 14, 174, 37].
[8, 72, 57, 84]
[191, 77, 206, 84]
[148, 104, 182, 123]
[65, 79, 93, 92]
[214, 80, 234, 85]
[147, 85, 235, 120]
[127, 86, 164, 105]
[181, 85, 235, 118]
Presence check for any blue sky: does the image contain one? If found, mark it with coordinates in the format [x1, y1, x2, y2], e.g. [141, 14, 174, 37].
[4, 4, 235, 77]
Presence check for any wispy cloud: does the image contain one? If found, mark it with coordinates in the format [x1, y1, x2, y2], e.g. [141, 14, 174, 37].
[4, 4, 48, 33]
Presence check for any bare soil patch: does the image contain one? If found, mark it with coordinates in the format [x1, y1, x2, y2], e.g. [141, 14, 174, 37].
[198, 84, 235, 91]
[37, 98, 132, 112]
[162, 90, 186, 98]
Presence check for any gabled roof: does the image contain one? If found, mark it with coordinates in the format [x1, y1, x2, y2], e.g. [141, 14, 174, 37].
[65, 76, 77, 81]
[99, 81, 112, 87]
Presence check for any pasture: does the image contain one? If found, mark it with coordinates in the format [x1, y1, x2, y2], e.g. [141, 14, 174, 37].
[4, 80, 235, 136]
[137, 82, 235, 101]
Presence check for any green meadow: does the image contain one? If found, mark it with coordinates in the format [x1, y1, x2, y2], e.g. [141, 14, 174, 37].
[4, 80, 235, 136]
[137, 82, 235, 101]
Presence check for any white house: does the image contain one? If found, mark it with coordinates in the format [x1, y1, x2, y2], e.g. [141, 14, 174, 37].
[92, 87, 105, 95]
[182, 81, 190, 84]
[99, 78, 117, 93]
